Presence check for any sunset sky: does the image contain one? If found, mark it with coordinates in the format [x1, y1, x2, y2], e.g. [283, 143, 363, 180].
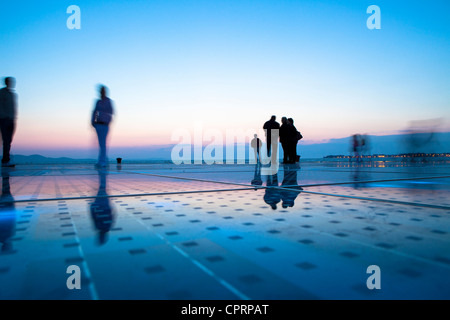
[1, 0, 449, 158]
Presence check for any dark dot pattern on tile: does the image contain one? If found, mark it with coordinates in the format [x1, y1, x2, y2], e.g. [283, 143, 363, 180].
[334, 233, 348, 237]
[397, 268, 422, 278]
[63, 243, 80, 248]
[238, 274, 263, 284]
[295, 262, 317, 270]
[0, 267, 11, 274]
[257, 247, 274, 253]
[206, 255, 225, 263]
[144, 265, 165, 274]
[406, 236, 423, 241]
[299, 239, 314, 245]
[376, 243, 396, 249]
[340, 251, 359, 258]
[129, 249, 146, 255]
[434, 256, 450, 265]
[182, 241, 198, 247]
[65, 257, 84, 264]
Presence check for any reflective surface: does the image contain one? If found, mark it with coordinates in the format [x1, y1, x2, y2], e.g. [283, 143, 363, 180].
[0, 161, 449, 299]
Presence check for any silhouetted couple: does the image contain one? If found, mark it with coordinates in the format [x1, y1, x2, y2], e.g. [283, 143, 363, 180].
[264, 115, 302, 164]
[280, 117, 302, 164]
[91, 85, 114, 168]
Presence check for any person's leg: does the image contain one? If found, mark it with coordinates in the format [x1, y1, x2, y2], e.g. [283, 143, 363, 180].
[1, 119, 14, 164]
[290, 142, 297, 163]
[0, 119, 7, 163]
[100, 125, 109, 164]
[286, 142, 292, 163]
[281, 142, 288, 163]
[294, 141, 298, 162]
[95, 125, 109, 165]
[266, 134, 271, 156]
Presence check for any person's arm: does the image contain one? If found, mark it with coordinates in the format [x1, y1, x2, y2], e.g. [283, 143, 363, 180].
[13, 92, 18, 119]
[0, 89, 5, 114]
[91, 101, 99, 126]
[107, 99, 114, 124]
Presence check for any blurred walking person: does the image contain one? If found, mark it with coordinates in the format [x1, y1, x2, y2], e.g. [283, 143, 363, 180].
[351, 134, 362, 162]
[91, 85, 114, 168]
[0, 77, 17, 167]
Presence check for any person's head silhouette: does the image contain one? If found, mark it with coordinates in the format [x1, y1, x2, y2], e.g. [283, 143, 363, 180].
[288, 118, 294, 125]
[281, 117, 287, 124]
[99, 85, 108, 99]
[4, 77, 15, 89]
[270, 115, 276, 121]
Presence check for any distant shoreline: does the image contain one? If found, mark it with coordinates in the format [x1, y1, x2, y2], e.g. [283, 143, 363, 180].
[10, 155, 450, 165]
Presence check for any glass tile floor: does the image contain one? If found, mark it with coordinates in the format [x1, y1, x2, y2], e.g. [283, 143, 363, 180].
[0, 161, 449, 300]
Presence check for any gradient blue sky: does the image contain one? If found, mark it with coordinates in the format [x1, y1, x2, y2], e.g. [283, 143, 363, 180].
[0, 0, 449, 157]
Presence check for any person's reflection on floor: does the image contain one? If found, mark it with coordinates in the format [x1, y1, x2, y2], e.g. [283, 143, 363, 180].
[351, 161, 371, 190]
[280, 164, 303, 208]
[0, 167, 16, 253]
[90, 169, 115, 245]
[263, 169, 281, 210]
[251, 163, 263, 189]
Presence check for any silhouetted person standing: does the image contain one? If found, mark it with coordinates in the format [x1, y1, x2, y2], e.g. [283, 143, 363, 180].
[251, 134, 262, 164]
[0, 77, 17, 167]
[91, 86, 114, 168]
[279, 117, 297, 163]
[263, 115, 280, 156]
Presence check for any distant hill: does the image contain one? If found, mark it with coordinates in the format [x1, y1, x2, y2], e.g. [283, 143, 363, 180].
[12, 154, 95, 164]
[299, 131, 450, 158]
[12, 132, 450, 163]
